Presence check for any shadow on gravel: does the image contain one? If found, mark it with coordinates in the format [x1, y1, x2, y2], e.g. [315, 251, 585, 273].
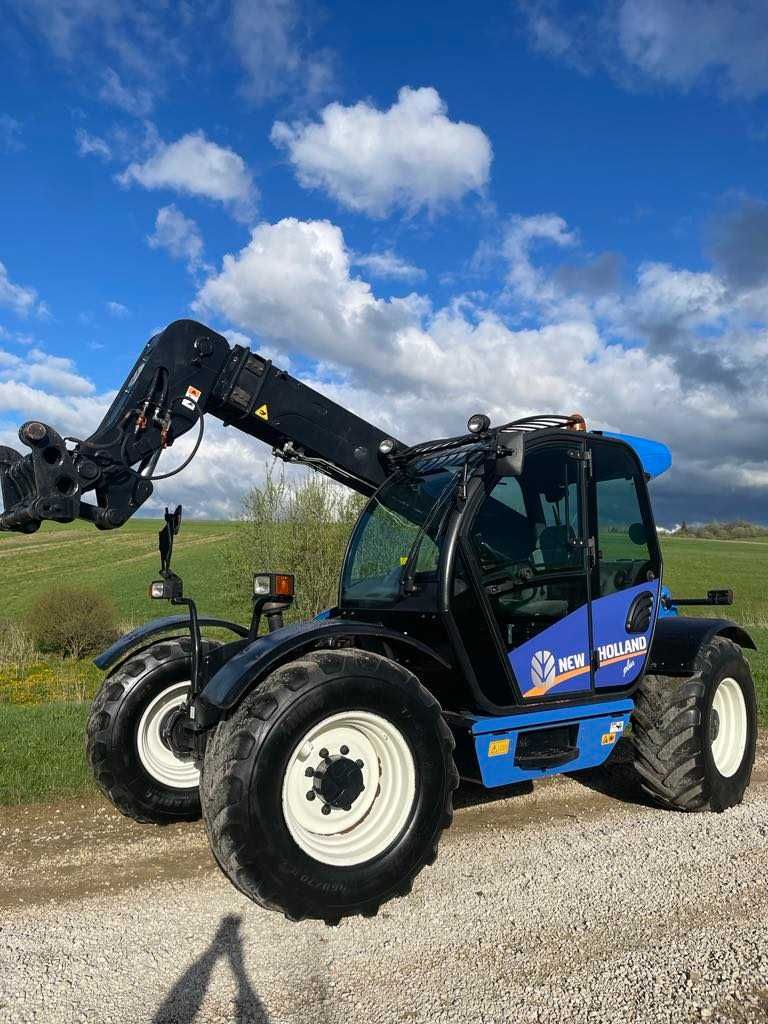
[151, 914, 270, 1024]
[454, 778, 533, 810]
[567, 740, 657, 808]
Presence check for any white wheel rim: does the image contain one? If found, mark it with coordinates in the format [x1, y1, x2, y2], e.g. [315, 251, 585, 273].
[281, 710, 417, 867]
[136, 681, 200, 790]
[710, 677, 748, 778]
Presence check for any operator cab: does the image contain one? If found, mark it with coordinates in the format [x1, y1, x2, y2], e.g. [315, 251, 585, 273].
[340, 417, 667, 713]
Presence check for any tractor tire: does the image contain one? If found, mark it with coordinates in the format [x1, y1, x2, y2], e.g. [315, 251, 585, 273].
[631, 636, 757, 812]
[86, 637, 217, 825]
[200, 648, 458, 924]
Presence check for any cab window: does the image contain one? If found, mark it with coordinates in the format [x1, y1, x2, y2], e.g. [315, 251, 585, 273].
[592, 443, 657, 595]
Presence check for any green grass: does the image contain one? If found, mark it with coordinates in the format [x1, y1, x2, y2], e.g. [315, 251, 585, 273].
[0, 702, 91, 804]
[0, 517, 251, 625]
[1, 524, 768, 805]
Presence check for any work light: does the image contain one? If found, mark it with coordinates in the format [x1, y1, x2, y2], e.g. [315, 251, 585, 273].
[378, 438, 395, 455]
[253, 572, 295, 600]
[467, 413, 491, 434]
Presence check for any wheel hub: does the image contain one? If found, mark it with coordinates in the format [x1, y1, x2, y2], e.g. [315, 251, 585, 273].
[309, 751, 365, 811]
[710, 708, 720, 744]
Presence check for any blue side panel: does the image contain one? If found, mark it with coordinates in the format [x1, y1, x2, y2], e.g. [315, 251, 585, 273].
[508, 603, 591, 700]
[592, 580, 659, 688]
[603, 432, 672, 479]
[471, 699, 633, 787]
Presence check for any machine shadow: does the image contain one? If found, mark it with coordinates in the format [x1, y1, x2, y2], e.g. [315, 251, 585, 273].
[454, 778, 533, 809]
[566, 740, 657, 808]
[151, 913, 271, 1024]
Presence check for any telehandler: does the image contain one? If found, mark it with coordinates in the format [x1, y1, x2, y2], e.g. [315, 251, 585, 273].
[0, 319, 757, 923]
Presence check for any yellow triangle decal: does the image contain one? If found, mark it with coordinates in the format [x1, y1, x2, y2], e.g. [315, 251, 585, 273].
[255, 403, 269, 421]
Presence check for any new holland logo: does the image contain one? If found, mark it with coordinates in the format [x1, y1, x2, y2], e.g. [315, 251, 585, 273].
[530, 650, 556, 689]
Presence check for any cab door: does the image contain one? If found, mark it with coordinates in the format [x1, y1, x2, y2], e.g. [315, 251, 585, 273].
[587, 438, 662, 689]
[453, 438, 594, 704]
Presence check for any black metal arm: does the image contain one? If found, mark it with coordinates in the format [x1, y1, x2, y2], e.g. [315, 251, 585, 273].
[0, 319, 400, 533]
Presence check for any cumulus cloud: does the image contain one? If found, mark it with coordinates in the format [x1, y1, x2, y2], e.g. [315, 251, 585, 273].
[519, 0, 768, 99]
[191, 212, 768, 524]
[147, 204, 205, 272]
[0, 262, 47, 318]
[118, 131, 257, 221]
[0, 347, 95, 397]
[352, 250, 426, 281]
[271, 86, 492, 218]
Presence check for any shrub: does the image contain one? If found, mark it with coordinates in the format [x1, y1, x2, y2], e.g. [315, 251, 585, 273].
[225, 464, 365, 622]
[23, 585, 119, 660]
[0, 621, 35, 668]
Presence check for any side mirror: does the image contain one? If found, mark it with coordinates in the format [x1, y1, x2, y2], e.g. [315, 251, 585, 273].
[496, 429, 524, 477]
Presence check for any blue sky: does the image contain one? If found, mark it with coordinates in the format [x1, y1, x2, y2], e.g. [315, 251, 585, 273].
[2, 0, 768, 524]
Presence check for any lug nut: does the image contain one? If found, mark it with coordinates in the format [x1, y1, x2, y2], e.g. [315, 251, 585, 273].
[306, 791, 316, 801]
[356, 759, 364, 768]
[321, 804, 332, 815]
[319, 748, 329, 759]
[340, 745, 349, 755]
[305, 767, 315, 777]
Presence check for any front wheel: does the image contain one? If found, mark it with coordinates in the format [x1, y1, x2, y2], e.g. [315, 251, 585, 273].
[201, 649, 458, 923]
[632, 636, 757, 812]
[86, 638, 215, 824]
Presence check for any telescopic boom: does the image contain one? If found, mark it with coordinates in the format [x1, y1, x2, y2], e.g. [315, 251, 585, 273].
[0, 320, 400, 533]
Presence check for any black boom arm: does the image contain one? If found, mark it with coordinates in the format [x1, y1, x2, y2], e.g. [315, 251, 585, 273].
[0, 320, 399, 533]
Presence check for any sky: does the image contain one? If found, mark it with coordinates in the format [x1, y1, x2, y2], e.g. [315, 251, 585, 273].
[1, 0, 768, 526]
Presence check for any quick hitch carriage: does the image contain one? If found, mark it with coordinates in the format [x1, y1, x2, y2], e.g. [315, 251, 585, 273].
[1, 320, 758, 925]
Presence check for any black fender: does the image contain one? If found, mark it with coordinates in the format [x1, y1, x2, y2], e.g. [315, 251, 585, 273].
[197, 618, 451, 722]
[94, 614, 249, 671]
[648, 616, 756, 677]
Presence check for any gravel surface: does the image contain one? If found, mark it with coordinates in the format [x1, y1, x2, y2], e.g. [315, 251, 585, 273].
[1, 744, 767, 1024]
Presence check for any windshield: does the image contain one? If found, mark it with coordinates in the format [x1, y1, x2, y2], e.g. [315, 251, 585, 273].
[341, 454, 465, 606]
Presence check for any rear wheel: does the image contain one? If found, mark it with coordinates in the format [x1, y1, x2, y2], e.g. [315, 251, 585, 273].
[86, 638, 215, 824]
[201, 649, 458, 923]
[632, 636, 757, 812]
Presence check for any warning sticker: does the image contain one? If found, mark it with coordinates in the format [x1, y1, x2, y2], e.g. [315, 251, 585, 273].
[488, 738, 510, 757]
[185, 385, 202, 402]
[601, 732, 617, 746]
[610, 720, 625, 734]
[255, 403, 269, 421]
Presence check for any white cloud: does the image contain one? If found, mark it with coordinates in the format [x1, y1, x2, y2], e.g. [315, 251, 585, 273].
[147, 204, 205, 272]
[99, 67, 153, 117]
[353, 250, 426, 281]
[191, 213, 768, 523]
[617, 0, 768, 99]
[520, 0, 768, 100]
[106, 301, 129, 318]
[0, 347, 95, 397]
[76, 128, 112, 161]
[118, 131, 257, 221]
[229, 0, 334, 105]
[0, 262, 47, 318]
[502, 213, 578, 303]
[271, 86, 492, 218]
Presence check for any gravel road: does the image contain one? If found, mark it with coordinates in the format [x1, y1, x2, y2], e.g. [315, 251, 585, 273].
[1, 743, 767, 1024]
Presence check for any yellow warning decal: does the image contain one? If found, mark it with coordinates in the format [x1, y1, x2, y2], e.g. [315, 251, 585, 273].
[601, 732, 617, 746]
[399, 556, 408, 566]
[488, 738, 510, 757]
[255, 403, 269, 420]
[185, 385, 202, 402]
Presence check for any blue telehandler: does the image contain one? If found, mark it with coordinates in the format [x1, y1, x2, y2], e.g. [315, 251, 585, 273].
[0, 319, 757, 923]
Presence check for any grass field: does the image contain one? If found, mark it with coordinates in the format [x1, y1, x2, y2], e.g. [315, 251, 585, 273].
[1, 522, 767, 803]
